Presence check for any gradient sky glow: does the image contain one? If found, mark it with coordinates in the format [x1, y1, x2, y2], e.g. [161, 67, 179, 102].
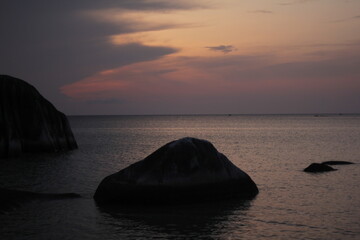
[1, 0, 360, 115]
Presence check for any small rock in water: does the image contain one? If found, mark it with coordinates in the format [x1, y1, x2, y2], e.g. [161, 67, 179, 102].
[94, 137, 259, 205]
[321, 161, 354, 165]
[304, 163, 337, 173]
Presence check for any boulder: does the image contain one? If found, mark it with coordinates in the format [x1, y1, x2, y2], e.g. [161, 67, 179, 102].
[321, 161, 354, 165]
[94, 137, 259, 204]
[0, 75, 77, 158]
[304, 163, 337, 173]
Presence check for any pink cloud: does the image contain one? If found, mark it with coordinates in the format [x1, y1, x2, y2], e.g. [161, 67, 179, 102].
[61, 50, 360, 114]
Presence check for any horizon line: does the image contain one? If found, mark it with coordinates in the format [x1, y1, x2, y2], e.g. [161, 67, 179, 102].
[67, 113, 360, 117]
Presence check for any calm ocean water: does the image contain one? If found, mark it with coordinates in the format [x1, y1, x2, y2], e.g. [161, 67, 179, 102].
[1, 115, 359, 239]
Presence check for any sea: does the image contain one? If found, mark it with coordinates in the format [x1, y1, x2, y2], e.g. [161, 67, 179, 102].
[0, 114, 359, 240]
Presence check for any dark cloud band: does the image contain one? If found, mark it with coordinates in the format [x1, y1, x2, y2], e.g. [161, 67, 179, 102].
[205, 45, 236, 54]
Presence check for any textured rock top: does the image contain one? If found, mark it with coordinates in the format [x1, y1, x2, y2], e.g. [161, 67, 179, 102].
[116, 137, 249, 186]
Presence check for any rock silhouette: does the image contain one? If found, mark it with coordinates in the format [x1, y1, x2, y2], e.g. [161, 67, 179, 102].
[0, 75, 77, 158]
[94, 137, 258, 204]
[304, 163, 337, 173]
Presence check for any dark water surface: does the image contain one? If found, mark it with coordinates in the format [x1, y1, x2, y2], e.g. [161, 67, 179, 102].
[1, 115, 359, 239]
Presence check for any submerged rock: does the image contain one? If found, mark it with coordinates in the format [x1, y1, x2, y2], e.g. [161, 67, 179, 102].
[304, 163, 337, 173]
[321, 161, 354, 165]
[0, 187, 81, 213]
[94, 137, 259, 204]
[0, 75, 77, 158]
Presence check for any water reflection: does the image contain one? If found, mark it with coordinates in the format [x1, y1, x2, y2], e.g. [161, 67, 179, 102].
[96, 199, 254, 239]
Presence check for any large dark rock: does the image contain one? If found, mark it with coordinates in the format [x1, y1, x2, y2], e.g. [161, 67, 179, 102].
[304, 163, 337, 173]
[0, 75, 77, 158]
[94, 137, 259, 204]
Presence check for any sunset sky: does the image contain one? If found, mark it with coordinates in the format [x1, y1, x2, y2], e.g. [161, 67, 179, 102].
[1, 0, 360, 115]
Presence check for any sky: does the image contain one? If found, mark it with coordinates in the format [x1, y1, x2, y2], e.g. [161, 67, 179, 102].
[1, 0, 360, 115]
